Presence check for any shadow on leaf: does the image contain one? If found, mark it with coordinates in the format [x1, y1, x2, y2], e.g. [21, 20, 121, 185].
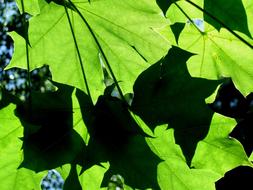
[76, 88, 161, 189]
[131, 46, 221, 164]
[209, 79, 253, 156]
[216, 166, 253, 190]
[64, 164, 83, 190]
[15, 82, 86, 172]
[156, 0, 178, 15]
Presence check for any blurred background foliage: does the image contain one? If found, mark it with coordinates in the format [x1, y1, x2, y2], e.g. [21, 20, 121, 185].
[0, 0, 55, 101]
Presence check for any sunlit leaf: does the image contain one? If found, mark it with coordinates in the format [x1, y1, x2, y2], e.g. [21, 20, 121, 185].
[178, 21, 253, 96]
[244, 0, 253, 36]
[147, 125, 220, 190]
[9, 0, 170, 103]
[0, 104, 45, 190]
[0, 0, 252, 189]
[165, 0, 253, 96]
[15, 0, 40, 15]
[192, 113, 252, 175]
[250, 152, 253, 161]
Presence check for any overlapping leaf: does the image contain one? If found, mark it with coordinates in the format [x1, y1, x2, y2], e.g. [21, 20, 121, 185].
[9, 0, 170, 103]
[164, 0, 253, 96]
[178, 22, 253, 96]
[0, 104, 46, 190]
[146, 125, 220, 190]
[15, 0, 40, 16]
[134, 111, 251, 190]
[244, 0, 253, 36]
[131, 46, 221, 163]
[0, 0, 252, 189]
[162, 0, 251, 38]
[203, 0, 251, 37]
[15, 83, 87, 172]
[192, 113, 252, 175]
[76, 89, 161, 189]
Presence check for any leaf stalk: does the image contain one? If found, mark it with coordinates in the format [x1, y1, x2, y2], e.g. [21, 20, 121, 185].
[67, 0, 126, 102]
[63, 3, 92, 100]
[184, 0, 253, 49]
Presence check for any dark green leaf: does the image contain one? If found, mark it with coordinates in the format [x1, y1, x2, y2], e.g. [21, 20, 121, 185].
[76, 89, 161, 189]
[16, 83, 86, 172]
[156, 0, 178, 15]
[131, 46, 221, 163]
[204, 0, 252, 37]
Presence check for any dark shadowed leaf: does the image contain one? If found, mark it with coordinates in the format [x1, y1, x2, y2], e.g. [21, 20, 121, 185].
[0, 104, 46, 189]
[131, 46, 221, 164]
[216, 166, 253, 190]
[170, 22, 185, 44]
[204, 0, 252, 37]
[63, 164, 82, 190]
[156, 0, 178, 15]
[76, 88, 161, 189]
[15, 83, 86, 172]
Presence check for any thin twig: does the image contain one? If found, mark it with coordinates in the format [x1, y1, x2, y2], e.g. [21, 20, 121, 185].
[67, 0, 126, 102]
[20, 0, 32, 101]
[174, 2, 204, 33]
[64, 3, 92, 100]
[184, 0, 253, 49]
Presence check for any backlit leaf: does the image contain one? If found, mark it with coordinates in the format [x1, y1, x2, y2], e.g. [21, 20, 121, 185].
[9, 0, 170, 103]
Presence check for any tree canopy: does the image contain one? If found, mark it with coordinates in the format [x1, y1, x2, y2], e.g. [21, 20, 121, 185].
[0, 0, 252, 189]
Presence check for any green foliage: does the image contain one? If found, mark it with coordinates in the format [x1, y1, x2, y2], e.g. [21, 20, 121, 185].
[0, 0, 252, 189]
[0, 104, 46, 189]
[9, 0, 170, 102]
[191, 114, 250, 175]
[147, 125, 220, 190]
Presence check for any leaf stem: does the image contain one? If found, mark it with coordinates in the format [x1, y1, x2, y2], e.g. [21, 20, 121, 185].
[184, 0, 253, 49]
[174, 2, 203, 33]
[20, 0, 32, 99]
[67, 0, 126, 102]
[64, 3, 92, 100]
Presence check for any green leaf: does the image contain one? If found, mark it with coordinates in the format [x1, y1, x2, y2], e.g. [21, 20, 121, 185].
[147, 125, 220, 190]
[250, 152, 253, 162]
[131, 46, 221, 163]
[9, 0, 170, 103]
[76, 89, 161, 189]
[15, 0, 40, 15]
[3, 0, 252, 189]
[164, 0, 253, 96]
[0, 104, 46, 190]
[166, 0, 203, 24]
[78, 163, 110, 190]
[192, 113, 252, 175]
[156, 0, 179, 15]
[167, 0, 251, 38]
[15, 83, 87, 172]
[178, 21, 253, 96]
[204, 0, 251, 37]
[44, 164, 106, 190]
[244, 0, 253, 36]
